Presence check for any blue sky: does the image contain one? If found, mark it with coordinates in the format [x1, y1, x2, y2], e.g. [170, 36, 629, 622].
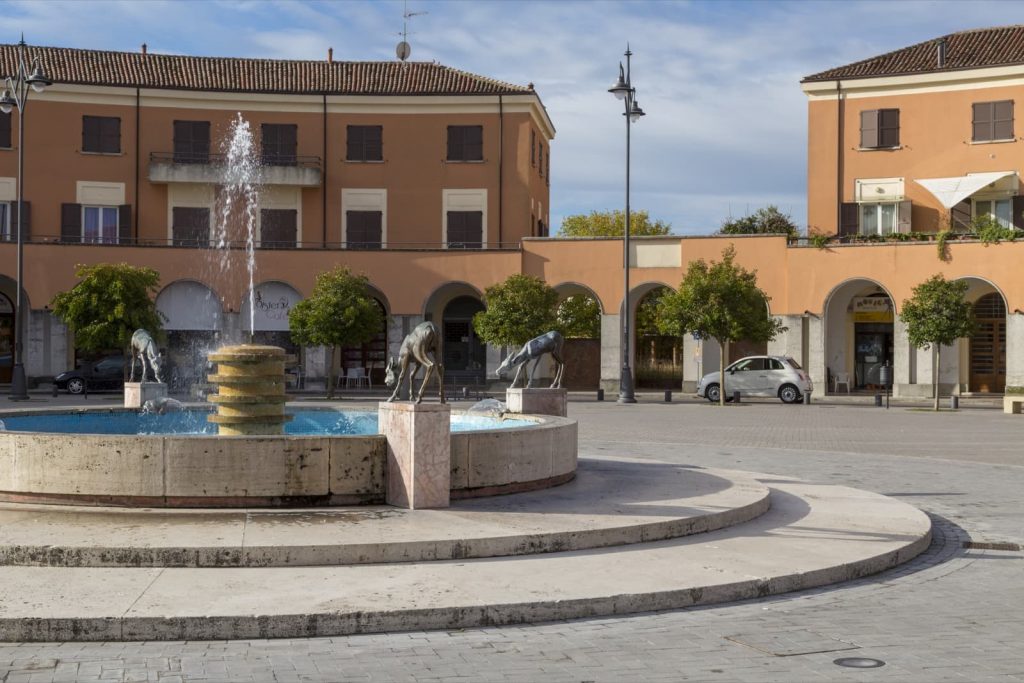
[8, 0, 1024, 234]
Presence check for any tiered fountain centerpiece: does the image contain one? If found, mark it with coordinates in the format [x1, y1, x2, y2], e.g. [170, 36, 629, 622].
[206, 344, 292, 435]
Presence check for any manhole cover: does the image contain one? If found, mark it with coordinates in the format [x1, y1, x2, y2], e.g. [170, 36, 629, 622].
[834, 657, 885, 669]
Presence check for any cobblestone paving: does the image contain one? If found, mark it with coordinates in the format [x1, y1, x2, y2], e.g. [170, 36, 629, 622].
[1, 398, 1022, 682]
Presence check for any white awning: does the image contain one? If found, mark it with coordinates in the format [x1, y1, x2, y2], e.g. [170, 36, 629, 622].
[914, 171, 1017, 209]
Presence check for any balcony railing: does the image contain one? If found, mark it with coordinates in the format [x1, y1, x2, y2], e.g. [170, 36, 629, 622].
[2, 232, 526, 250]
[149, 152, 322, 186]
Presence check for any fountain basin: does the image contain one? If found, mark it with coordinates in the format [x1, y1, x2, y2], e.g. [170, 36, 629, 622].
[0, 407, 576, 507]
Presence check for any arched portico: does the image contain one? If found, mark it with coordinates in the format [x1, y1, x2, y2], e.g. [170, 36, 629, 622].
[954, 277, 1009, 394]
[553, 282, 603, 389]
[823, 278, 897, 393]
[156, 280, 223, 391]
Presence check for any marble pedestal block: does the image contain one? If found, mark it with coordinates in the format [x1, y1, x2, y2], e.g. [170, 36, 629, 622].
[124, 382, 168, 409]
[506, 388, 568, 417]
[379, 401, 451, 509]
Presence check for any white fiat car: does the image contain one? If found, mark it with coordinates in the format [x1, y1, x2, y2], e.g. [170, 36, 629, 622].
[697, 355, 813, 404]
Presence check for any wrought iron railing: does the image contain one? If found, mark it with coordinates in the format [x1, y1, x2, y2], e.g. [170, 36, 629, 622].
[149, 152, 322, 169]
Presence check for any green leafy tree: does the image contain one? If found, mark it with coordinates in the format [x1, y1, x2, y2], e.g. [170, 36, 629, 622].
[51, 263, 164, 371]
[656, 247, 784, 406]
[558, 209, 671, 237]
[557, 295, 601, 339]
[900, 275, 975, 411]
[288, 267, 383, 398]
[719, 205, 798, 237]
[473, 274, 559, 350]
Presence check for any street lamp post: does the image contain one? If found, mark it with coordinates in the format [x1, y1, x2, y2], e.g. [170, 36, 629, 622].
[608, 46, 645, 404]
[1, 37, 52, 401]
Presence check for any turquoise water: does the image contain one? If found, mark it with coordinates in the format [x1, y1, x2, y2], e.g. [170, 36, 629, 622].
[0, 409, 533, 436]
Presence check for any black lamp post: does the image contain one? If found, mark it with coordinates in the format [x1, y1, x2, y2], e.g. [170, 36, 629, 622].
[608, 46, 645, 404]
[1, 37, 52, 401]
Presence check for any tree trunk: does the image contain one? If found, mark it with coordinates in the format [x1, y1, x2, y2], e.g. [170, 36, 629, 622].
[719, 339, 728, 407]
[327, 345, 337, 399]
[933, 345, 940, 412]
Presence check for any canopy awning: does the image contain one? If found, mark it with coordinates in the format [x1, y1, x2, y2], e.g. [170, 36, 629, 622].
[914, 171, 1017, 209]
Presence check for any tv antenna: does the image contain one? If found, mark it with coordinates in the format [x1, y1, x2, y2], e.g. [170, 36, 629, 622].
[396, 0, 427, 62]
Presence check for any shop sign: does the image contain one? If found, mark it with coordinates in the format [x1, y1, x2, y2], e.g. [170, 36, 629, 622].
[246, 282, 301, 331]
[852, 297, 893, 323]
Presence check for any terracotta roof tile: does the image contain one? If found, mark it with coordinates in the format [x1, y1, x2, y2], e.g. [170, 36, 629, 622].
[803, 25, 1024, 82]
[0, 43, 533, 96]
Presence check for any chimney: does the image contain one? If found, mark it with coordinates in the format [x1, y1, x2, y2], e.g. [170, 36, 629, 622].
[141, 43, 147, 55]
[327, 47, 333, 63]
[937, 38, 947, 68]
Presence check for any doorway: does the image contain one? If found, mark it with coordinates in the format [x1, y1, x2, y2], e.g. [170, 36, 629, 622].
[442, 296, 486, 385]
[969, 293, 1006, 393]
[854, 323, 893, 389]
[0, 293, 12, 384]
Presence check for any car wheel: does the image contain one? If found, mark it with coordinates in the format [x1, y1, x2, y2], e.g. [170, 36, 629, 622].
[705, 383, 721, 403]
[66, 378, 85, 395]
[779, 384, 801, 404]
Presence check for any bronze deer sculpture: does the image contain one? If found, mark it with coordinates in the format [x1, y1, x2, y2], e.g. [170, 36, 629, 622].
[385, 321, 446, 404]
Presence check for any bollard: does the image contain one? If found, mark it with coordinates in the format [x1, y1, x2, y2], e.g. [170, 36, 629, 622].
[874, 393, 882, 407]
[664, 390, 672, 403]
[732, 390, 741, 403]
[51, 383, 58, 398]
[83, 381, 89, 399]
[949, 395, 959, 410]
[803, 390, 812, 405]
[597, 388, 605, 402]
[461, 386, 470, 400]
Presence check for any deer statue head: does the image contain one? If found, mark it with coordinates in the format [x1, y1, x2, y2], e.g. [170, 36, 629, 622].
[384, 356, 398, 387]
[495, 353, 514, 377]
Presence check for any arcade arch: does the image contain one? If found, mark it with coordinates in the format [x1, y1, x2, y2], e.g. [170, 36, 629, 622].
[957, 278, 1008, 394]
[553, 282, 603, 389]
[823, 279, 895, 391]
[156, 280, 223, 390]
[423, 282, 487, 386]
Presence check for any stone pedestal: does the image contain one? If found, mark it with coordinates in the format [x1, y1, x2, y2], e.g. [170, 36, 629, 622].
[506, 388, 568, 417]
[124, 382, 168, 409]
[379, 401, 451, 509]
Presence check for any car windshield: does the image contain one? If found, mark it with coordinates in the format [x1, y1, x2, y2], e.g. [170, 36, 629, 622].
[785, 357, 802, 369]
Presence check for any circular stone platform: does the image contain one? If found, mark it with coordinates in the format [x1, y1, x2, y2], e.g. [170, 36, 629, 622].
[0, 457, 932, 642]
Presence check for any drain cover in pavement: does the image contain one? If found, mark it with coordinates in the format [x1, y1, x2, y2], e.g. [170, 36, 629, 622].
[835, 657, 885, 668]
[725, 629, 859, 657]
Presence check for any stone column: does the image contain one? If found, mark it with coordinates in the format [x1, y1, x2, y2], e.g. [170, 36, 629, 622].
[893, 316, 918, 398]
[768, 315, 803, 359]
[681, 334, 702, 393]
[26, 310, 68, 379]
[379, 401, 451, 509]
[1005, 313, 1024, 393]
[806, 315, 825, 392]
[600, 314, 621, 394]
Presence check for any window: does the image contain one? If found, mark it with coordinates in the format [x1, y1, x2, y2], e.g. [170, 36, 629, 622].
[545, 154, 550, 187]
[0, 112, 10, 149]
[859, 202, 898, 235]
[447, 125, 483, 161]
[730, 358, 766, 372]
[767, 358, 785, 371]
[972, 100, 1014, 142]
[171, 207, 210, 246]
[346, 210, 383, 249]
[446, 210, 483, 248]
[260, 209, 297, 247]
[346, 125, 383, 161]
[539, 144, 544, 177]
[173, 120, 210, 164]
[859, 109, 899, 148]
[82, 116, 121, 153]
[0, 202, 9, 240]
[261, 124, 297, 165]
[530, 130, 536, 166]
[82, 206, 119, 244]
[974, 198, 1013, 228]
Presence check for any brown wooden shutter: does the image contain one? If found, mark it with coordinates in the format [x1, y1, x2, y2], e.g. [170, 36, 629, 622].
[365, 126, 382, 161]
[860, 110, 879, 148]
[61, 203, 82, 243]
[447, 211, 482, 247]
[13, 201, 29, 240]
[879, 109, 899, 147]
[0, 112, 10, 149]
[839, 202, 859, 236]
[446, 126, 461, 160]
[1013, 195, 1024, 230]
[174, 121, 210, 162]
[994, 100, 1014, 140]
[973, 102, 993, 142]
[539, 144, 544, 176]
[530, 130, 536, 166]
[260, 209, 297, 247]
[82, 116, 99, 151]
[951, 199, 972, 231]
[118, 204, 132, 244]
[346, 126, 361, 161]
[101, 117, 120, 153]
[467, 126, 483, 160]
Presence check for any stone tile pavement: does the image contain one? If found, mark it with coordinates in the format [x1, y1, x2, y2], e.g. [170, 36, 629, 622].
[0, 398, 1022, 681]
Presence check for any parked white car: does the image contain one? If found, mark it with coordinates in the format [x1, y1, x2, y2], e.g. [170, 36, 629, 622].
[697, 355, 813, 404]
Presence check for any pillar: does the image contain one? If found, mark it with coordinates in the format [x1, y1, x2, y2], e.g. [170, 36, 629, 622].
[379, 401, 450, 509]
[1005, 313, 1024, 393]
[600, 314, 621, 393]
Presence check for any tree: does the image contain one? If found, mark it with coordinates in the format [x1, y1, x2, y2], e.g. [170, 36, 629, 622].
[556, 295, 601, 339]
[656, 246, 784, 406]
[900, 275, 975, 411]
[51, 263, 165, 370]
[473, 274, 559, 350]
[718, 205, 798, 237]
[288, 267, 383, 398]
[558, 209, 671, 237]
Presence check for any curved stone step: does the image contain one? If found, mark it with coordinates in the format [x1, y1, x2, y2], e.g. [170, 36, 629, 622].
[0, 459, 769, 567]
[0, 469, 931, 642]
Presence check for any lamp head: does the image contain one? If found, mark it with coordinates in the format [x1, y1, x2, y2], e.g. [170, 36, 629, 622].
[608, 63, 629, 100]
[0, 90, 14, 115]
[629, 99, 645, 123]
[26, 65, 52, 93]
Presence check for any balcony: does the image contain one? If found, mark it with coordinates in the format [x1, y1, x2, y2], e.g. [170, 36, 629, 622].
[148, 152, 322, 187]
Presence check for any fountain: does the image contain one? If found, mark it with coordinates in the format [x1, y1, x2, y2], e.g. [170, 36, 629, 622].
[206, 344, 291, 435]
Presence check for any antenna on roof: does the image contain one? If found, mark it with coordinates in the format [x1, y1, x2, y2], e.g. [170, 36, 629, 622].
[396, 0, 427, 63]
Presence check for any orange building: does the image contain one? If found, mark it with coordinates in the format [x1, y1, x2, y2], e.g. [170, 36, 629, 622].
[1, 34, 1022, 400]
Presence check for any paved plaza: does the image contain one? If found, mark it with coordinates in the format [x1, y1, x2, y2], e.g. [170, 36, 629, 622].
[1, 395, 1022, 681]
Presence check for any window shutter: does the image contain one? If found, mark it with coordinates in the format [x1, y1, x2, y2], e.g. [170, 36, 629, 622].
[447, 126, 461, 160]
[0, 112, 10, 149]
[346, 126, 361, 161]
[118, 204, 132, 244]
[879, 109, 900, 147]
[101, 117, 120, 153]
[13, 201, 29, 240]
[530, 130, 536, 166]
[994, 100, 1014, 140]
[860, 110, 879, 148]
[61, 203, 82, 243]
[973, 102, 993, 142]
[1013, 195, 1024, 230]
[366, 126, 382, 161]
[839, 202, 859, 236]
[467, 126, 483, 160]
[896, 200, 912, 233]
[260, 209, 297, 247]
[951, 199, 972, 231]
[82, 116, 98, 151]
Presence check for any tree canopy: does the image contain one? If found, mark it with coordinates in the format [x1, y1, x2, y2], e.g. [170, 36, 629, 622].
[557, 294, 601, 339]
[718, 205, 798, 237]
[50, 263, 164, 355]
[558, 209, 671, 237]
[473, 274, 559, 348]
[288, 267, 383, 397]
[656, 246, 783, 405]
[900, 275, 975, 410]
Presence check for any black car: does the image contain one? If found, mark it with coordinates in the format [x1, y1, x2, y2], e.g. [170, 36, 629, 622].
[54, 355, 127, 394]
